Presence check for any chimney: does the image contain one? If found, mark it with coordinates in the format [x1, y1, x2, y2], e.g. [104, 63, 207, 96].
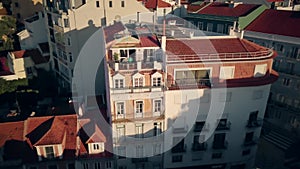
[161, 36, 166, 51]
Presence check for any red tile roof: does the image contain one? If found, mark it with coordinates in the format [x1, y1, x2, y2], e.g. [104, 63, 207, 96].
[145, 0, 172, 9]
[0, 121, 24, 147]
[187, 2, 209, 13]
[86, 125, 106, 143]
[139, 35, 160, 47]
[103, 22, 126, 43]
[0, 8, 7, 15]
[198, 2, 260, 17]
[166, 38, 270, 61]
[12, 50, 27, 59]
[245, 9, 300, 38]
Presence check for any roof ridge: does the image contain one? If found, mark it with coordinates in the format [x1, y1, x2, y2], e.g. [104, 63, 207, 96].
[196, 1, 212, 13]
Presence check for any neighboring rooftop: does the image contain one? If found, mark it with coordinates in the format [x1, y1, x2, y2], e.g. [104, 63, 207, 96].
[245, 9, 300, 38]
[198, 2, 260, 17]
[103, 22, 126, 43]
[145, 0, 172, 9]
[165, 37, 272, 61]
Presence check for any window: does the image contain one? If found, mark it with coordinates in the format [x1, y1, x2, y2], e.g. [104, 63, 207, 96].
[153, 122, 162, 136]
[96, 1, 100, 7]
[17, 13, 21, 19]
[136, 145, 144, 158]
[152, 77, 161, 86]
[15, 2, 19, 7]
[219, 66, 235, 79]
[135, 124, 144, 138]
[172, 155, 183, 162]
[134, 77, 143, 87]
[275, 44, 284, 53]
[135, 101, 143, 117]
[116, 102, 125, 118]
[109, 1, 112, 7]
[116, 125, 125, 141]
[118, 146, 126, 158]
[115, 79, 124, 88]
[198, 22, 203, 30]
[106, 161, 112, 168]
[254, 64, 267, 77]
[207, 23, 213, 32]
[283, 78, 291, 86]
[64, 18, 69, 28]
[172, 137, 185, 153]
[217, 24, 224, 33]
[290, 47, 299, 59]
[175, 69, 210, 85]
[93, 143, 99, 150]
[153, 143, 161, 155]
[45, 146, 54, 159]
[69, 52, 73, 62]
[248, 111, 258, 122]
[286, 62, 295, 74]
[83, 163, 89, 169]
[212, 152, 222, 159]
[121, 1, 125, 7]
[245, 132, 254, 143]
[213, 133, 226, 149]
[95, 162, 101, 169]
[154, 100, 161, 113]
[67, 37, 71, 46]
[242, 149, 251, 156]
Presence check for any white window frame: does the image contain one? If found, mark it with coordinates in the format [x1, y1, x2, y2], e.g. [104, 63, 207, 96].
[135, 123, 144, 138]
[219, 66, 235, 79]
[152, 72, 162, 87]
[113, 73, 125, 89]
[133, 73, 144, 87]
[116, 102, 125, 119]
[254, 64, 267, 77]
[135, 100, 144, 118]
[153, 99, 162, 116]
[45, 146, 55, 159]
[116, 125, 125, 142]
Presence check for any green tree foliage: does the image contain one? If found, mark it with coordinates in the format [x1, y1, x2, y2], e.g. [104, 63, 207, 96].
[0, 78, 28, 95]
[0, 16, 16, 51]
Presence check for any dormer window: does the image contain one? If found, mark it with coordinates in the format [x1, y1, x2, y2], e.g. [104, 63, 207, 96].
[133, 73, 144, 87]
[89, 142, 105, 154]
[152, 72, 162, 87]
[45, 146, 54, 159]
[113, 73, 125, 88]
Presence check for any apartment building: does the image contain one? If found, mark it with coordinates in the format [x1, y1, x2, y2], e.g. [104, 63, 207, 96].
[103, 20, 278, 169]
[244, 9, 300, 144]
[11, 0, 43, 22]
[184, 1, 267, 35]
[103, 23, 165, 169]
[43, 0, 149, 94]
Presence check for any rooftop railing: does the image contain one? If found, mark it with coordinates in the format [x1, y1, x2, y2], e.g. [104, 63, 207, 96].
[167, 50, 273, 62]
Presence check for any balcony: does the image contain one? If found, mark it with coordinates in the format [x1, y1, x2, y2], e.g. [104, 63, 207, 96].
[109, 60, 162, 71]
[171, 144, 187, 153]
[132, 157, 148, 163]
[172, 125, 188, 134]
[246, 119, 263, 128]
[216, 121, 231, 131]
[168, 79, 211, 89]
[243, 138, 258, 147]
[194, 122, 209, 132]
[111, 85, 164, 94]
[192, 142, 207, 151]
[212, 141, 228, 150]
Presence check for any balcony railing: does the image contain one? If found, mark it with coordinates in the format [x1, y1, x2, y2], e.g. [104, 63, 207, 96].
[192, 142, 207, 151]
[212, 141, 228, 150]
[111, 85, 164, 94]
[194, 123, 209, 132]
[172, 125, 188, 134]
[216, 121, 231, 131]
[167, 50, 273, 62]
[243, 138, 258, 147]
[171, 144, 187, 153]
[168, 79, 211, 89]
[246, 119, 263, 128]
[113, 112, 165, 122]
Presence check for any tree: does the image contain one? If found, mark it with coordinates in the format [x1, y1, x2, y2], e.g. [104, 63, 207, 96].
[0, 16, 16, 51]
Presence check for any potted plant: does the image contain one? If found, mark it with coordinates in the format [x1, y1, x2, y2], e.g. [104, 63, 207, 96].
[113, 53, 119, 62]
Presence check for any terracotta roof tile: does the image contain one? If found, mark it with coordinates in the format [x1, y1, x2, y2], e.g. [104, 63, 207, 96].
[12, 50, 27, 59]
[245, 9, 300, 38]
[166, 38, 269, 61]
[198, 2, 260, 17]
[103, 22, 126, 43]
[145, 0, 172, 9]
[139, 35, 160, 47]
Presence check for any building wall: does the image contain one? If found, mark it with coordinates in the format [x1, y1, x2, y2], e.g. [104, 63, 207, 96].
[163, 85, 271, 169]
[11, 0, 43, 22]
[244, 31, 300, 137]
